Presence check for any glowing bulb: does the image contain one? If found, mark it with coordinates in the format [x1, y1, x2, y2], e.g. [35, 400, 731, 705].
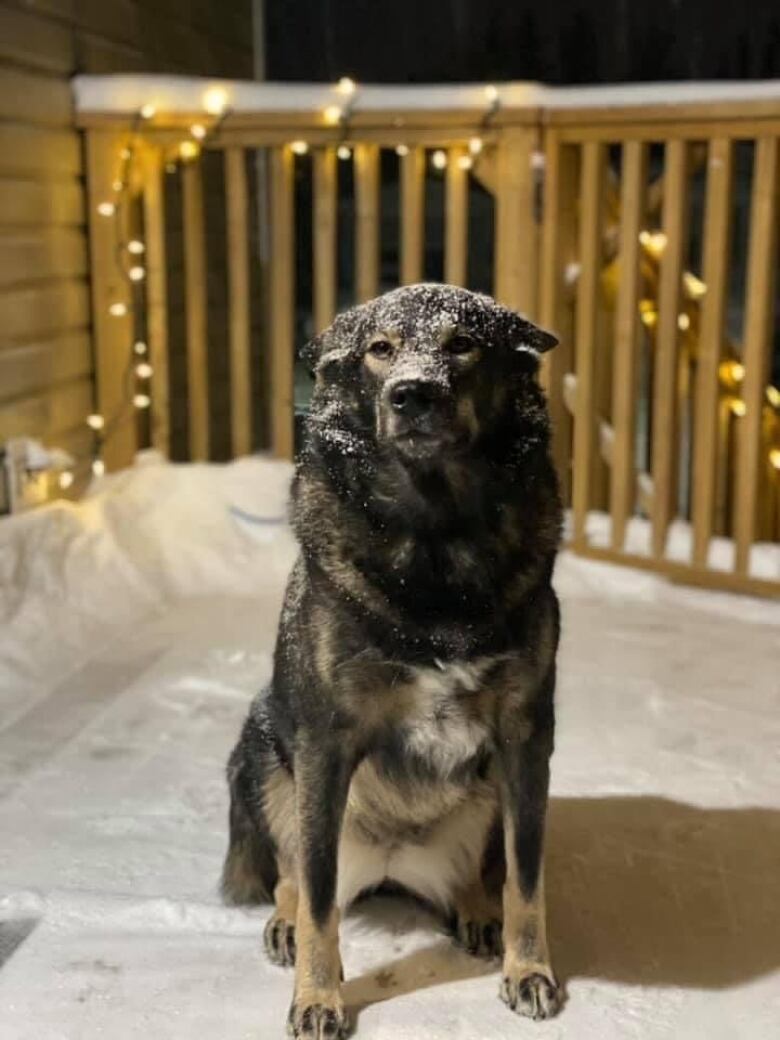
[58, 470, 74, 490]
[395, 144, 409, 157]
[484, 84, 499, 104]
[135, 362, 153, 379]
[203, 86, 228, 115]
[140, 103, 156, 120]
[129, 266, 146, 282]
[323, 105, 342, 125]
[112, 179, 123, 192]
[120, 147, 131, 160]
[128, 240, 145, 255]
[337, 77, 356, 96]
[109, 302, 127, 317]
[457, 155, 473, 171]
[431, 150, 447, 170]
[677, 313, 690, 331]
[468, 137, 483, 155]
[133, 393, 151, 409]
[770, 448, 780, 470]
[190, 123, 207, 140]
[730, 362, 745, 382]
[767, 386, 780, 408]
[92, 459, 105, 477]
[86, 413, 105, 431]
[337, 145, 351, 160]
[290, 140, 309, 155]
[134, 340, 147, 356]
[179, 140, 200, 160]
[97, 202, 115, 217]
[729, 398, 746, 417]
[684, 272, 707, 299]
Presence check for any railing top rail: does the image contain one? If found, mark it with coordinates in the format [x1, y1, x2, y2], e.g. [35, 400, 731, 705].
[73, 74, 780, 129]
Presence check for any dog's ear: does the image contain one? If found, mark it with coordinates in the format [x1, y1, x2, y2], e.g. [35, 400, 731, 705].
[300, 333, 325, 377]
[503, 310, 558, 355]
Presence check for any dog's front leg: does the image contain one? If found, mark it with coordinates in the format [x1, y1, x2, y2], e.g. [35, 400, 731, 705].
[496, 669, 562, 1020]
[288, 733, 352, 1040]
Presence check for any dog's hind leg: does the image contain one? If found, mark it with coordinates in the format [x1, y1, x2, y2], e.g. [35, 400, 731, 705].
[221, 704, 280, 906]
[451, 814, 504, 959]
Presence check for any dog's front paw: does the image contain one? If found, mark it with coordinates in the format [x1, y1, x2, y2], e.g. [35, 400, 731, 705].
[287, 998, 348, 1039]
[264, 914, 296, 967]
[452, 915, 503, 959]
[499, 969, 562, 1020]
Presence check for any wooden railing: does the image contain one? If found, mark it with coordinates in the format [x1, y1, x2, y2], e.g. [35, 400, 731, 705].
[75, 77, 780, 597]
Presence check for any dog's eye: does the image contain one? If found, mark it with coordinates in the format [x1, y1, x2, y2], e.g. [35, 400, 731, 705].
[367, 340, 394, 359]
[446, 335, 475, 356]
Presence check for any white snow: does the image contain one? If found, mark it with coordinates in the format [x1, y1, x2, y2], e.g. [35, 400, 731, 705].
[1, 455, 778, 1039]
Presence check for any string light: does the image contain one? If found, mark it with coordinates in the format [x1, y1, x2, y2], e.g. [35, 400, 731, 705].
[468, 137, 483, 155]
[120, 147, 131, 160]
[179, 140, 200, 160]
[97, 202, 116, 217]
[290, 140, 309, 155]
[109, 302, 128, 317]
[484, 85, 499, 103]
[684, 272, 707, 299]
[135, 362, 153, 379]
[128, 240, 145, 255]
[457, 155, 473, 171]
[677, 313, 690, 331]
[395, 144, 409, 157]
[112, 179, 124, 192]
[134, 340, 147, 356]
[336, 77, 356, 96]
[58, 470, 75, 490]
[769, 448, 780, 470]
[323, 105, 342, 125]
[190, 123, 207, 140]
[86, 414, 105, 431]
[133, 393, 151, 409]
[129, 266, 146, 282]
[92, 459, 106, 477]
[767, 386, 780, 409]
[431, 150, 447, 170]
[140, 103, 156, 120]
[719, 359, 745, 386]
[203, 86, 229, 115]
[729, 398, 746, 417]
[337, 145, 351, 160]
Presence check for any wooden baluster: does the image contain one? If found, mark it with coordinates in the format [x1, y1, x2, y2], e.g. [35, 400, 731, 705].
[734, 136, 778, 573]
[494, 128, 537, 317]
[610, 140, 648, 550]
[269, 145, 295, 459]
[313, 147, 338, 333]
[572, 142, 606, 547]
[400, 147, 425, 284]
[354, 143, 380, 302]
[445, 146, 468, 286]
[691, 138, 733, 567]
[141, 145, 170, 458]
[224, 148, 252, 457]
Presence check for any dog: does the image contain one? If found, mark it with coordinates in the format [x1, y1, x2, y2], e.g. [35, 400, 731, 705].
[222, 283, 563, 1038]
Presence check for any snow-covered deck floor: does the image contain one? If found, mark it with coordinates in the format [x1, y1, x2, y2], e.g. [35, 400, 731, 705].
[0, 458, 778, 1039]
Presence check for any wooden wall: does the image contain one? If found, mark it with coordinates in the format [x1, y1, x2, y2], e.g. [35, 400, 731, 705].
[0, 0, 254, 484]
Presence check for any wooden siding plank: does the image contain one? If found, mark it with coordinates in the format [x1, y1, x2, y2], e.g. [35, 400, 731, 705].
[0, 280, 89, 343]
[572, 141, 606, 545]
[0, 125, 81, 178]
[691, 138, 734, 567]
[354, 143, 380, 302]
[0, 66, 73, 127]
[0, 7, 74, 74]
[734, 136, 778, 574]
[0, 229, 87, 287]
[610, 141, 648, 550]
[0, 376, 92, 443]
[0, 178, 84, 227]
[651, 139, 690, 558]
[0, 332, 91, 403]
[224, 146, 252, 456]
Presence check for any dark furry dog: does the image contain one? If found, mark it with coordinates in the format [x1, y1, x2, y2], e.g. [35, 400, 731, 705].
[223, 284, 563, 1038]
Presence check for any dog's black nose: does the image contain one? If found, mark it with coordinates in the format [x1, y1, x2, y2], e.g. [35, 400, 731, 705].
[389, 380, 438, 418]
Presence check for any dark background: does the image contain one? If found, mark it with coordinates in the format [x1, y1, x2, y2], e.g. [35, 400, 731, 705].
[267, 0, 780, 84]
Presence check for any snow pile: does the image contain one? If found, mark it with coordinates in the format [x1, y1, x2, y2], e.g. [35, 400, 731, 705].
[0, 454, 297, 712]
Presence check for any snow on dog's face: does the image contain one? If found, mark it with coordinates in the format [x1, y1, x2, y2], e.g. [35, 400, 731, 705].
[302, 284, 557, 464]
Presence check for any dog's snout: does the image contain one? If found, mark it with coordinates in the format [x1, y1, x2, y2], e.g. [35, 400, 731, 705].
[389, 380, 439, 418]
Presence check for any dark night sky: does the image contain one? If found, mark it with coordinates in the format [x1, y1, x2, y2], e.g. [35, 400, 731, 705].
[266, 0, 780, 84]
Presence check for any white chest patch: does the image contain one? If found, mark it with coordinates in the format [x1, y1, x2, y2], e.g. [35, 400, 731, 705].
[401, 658, 492, 776]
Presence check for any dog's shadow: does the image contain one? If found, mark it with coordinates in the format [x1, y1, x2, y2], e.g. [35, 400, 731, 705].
[342, 795, 780, 1015]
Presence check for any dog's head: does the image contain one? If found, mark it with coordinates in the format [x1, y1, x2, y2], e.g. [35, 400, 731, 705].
[303, 283, 557, 465]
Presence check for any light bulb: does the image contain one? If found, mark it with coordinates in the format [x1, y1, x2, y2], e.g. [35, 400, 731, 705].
[109, 302, 127, 317]
[190, 123, 207, 140]
[290, 140, 309, 155]
[92, 459, 105, 477]
[431, 150, 447, 170]
[457, 155, 473, 170]
[135, 362, 153, 379]
[729, 398, 746, 417]
[112, 179, 124, 192]
[120, 147, 132, 160]
[484, 85, 499, 104]
[134, 340, 147, 355]
[140, 103, 156, 120]
[58, 470, 74, 490]
[337, 77, 356, 96]
[128, 240, 145, 255]
[203, 86, 229, 115]
[97, 202, 115, 217]
[133, 393, 151, 409]
[179, 140, 200, 160]
[468, 137, 483, 155]
[86, 413, 105, 430]
[323, 105, 342, 126]
[337, 145, 351, 160]
[677, 313, 690, 331]
[395, 144, 409, 157]
[769, 448, 780, 470]
[129, 266, 146, 281]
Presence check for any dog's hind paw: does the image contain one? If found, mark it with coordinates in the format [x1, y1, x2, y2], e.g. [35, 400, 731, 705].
[287, 1000, 349, 1039]
[263, 914, 296, 967]
[452, 916, 503, 959]
[499, 970, 562, 1020]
